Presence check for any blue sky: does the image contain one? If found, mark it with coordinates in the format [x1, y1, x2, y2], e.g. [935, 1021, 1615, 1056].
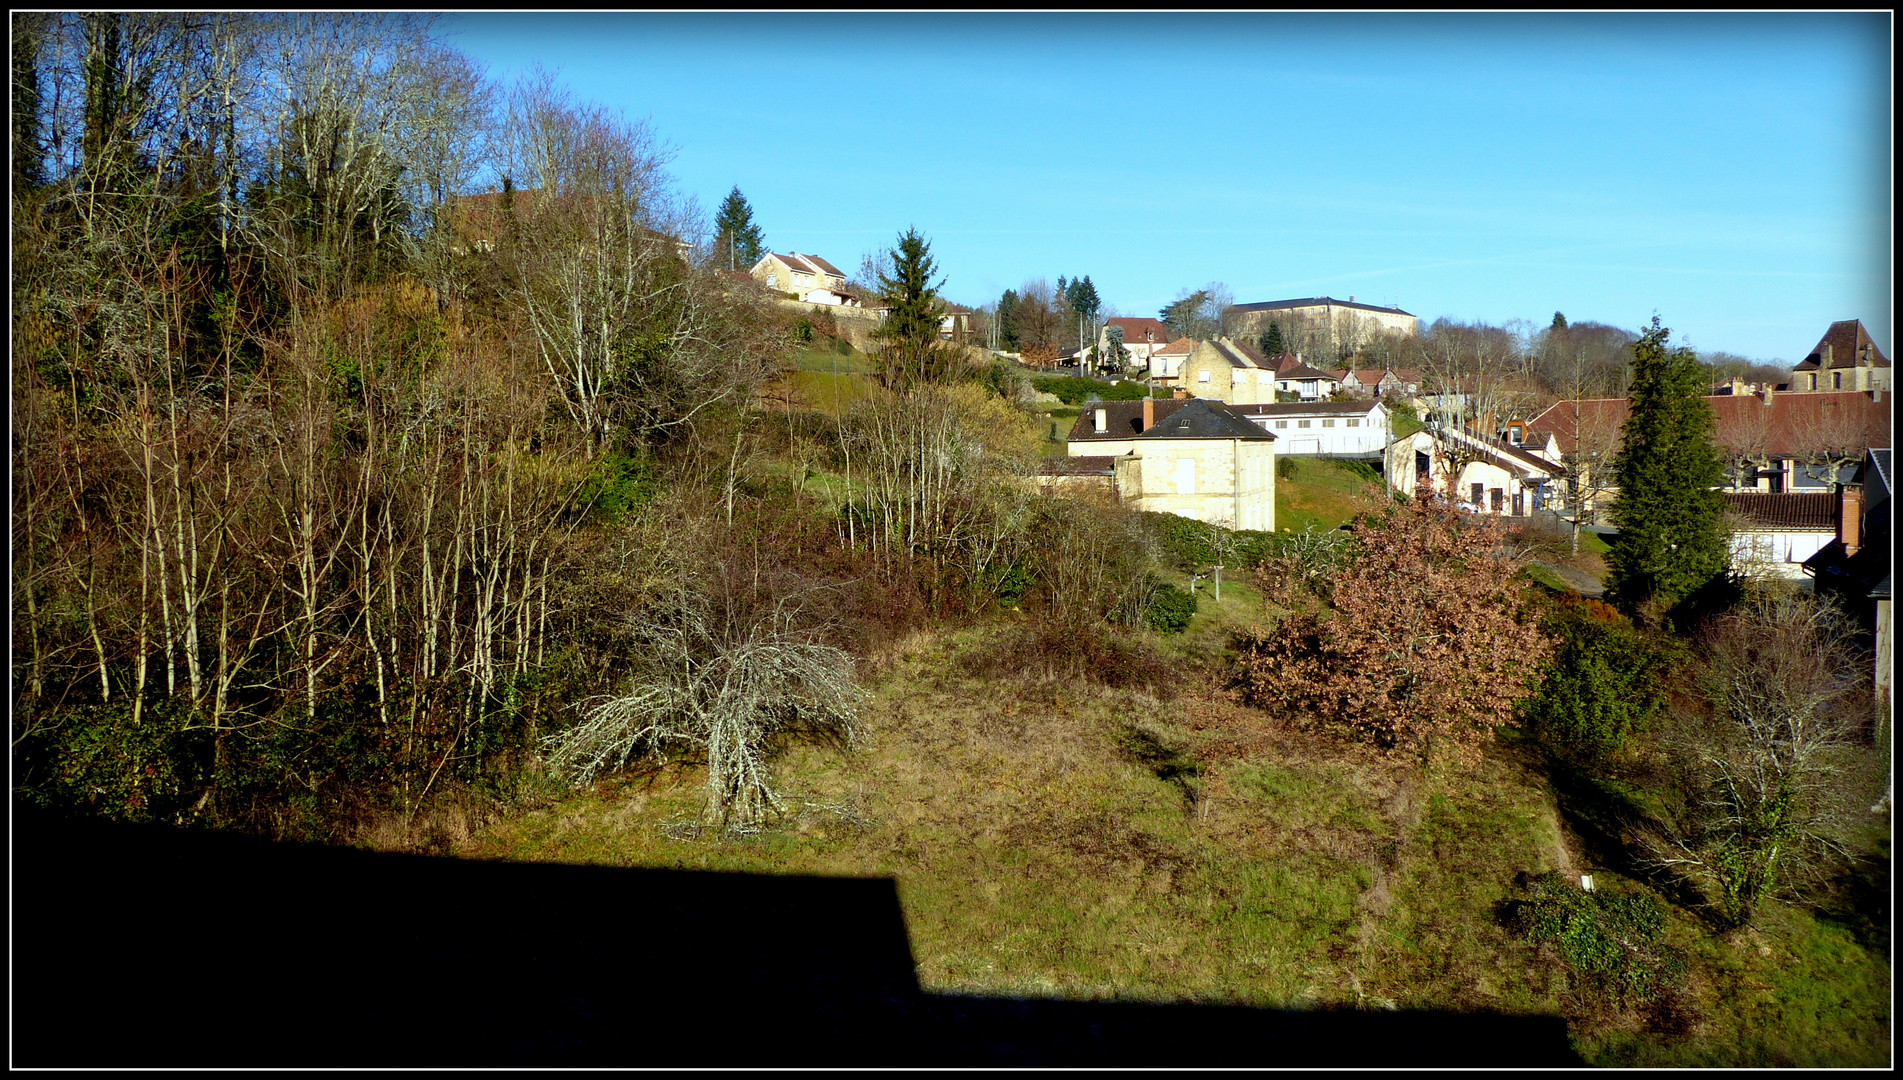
[444, 13, 1891, 363]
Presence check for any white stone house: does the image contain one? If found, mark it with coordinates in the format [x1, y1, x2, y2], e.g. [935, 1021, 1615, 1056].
[1385, 425, 1557, 516]
[1062, 397, 1278, 530]
[1147, 337, 1198, 386]
[1273, 362, 1343, 402]
[1725, 492, 1839, 580]
[1242, 401, 1392, 457]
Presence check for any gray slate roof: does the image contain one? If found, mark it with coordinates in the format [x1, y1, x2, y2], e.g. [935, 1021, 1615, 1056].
[1228, 296, 1415, 318]
[1067, 398, 1276, 443]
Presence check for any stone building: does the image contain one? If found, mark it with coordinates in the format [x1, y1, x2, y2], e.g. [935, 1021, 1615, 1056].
[1788, 319, 1891, 393]
[1061, 397, 1278, 530]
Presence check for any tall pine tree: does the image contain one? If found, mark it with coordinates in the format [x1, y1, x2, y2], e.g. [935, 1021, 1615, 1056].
[712, 186, 765, 270]
[874, 227, 953, 387]
[1607, 316, 1731, 622]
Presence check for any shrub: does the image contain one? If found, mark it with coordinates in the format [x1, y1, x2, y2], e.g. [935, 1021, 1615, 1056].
[1236, 494, 1554, 764]
[1144, 582, 1198, 634]
[1276, 456, 1296, 481]
[1031, 374, 1149, 405]
[1501, 871, 1685, 1006]
[1519, 599, 1680, 761]
[1141, 511, 1276, 573]
[542, 577, 867, 832]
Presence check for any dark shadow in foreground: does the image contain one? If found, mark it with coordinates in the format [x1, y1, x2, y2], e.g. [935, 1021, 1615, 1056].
[12, 811, 1580, 1067]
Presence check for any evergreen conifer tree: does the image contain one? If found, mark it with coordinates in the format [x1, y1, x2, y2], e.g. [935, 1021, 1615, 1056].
[1259, 322, 1286, 357]
[873, 227, 952, 387]
[712, 186, 765, 270]
[1607, 316, 1731, 622]
[995, 288, 1021, 350]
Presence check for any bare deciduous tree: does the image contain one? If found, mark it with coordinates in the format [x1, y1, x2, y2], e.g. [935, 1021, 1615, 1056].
[1641, 590, 1879, 928]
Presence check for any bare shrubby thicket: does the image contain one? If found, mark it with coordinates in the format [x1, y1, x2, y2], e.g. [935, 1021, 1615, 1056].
[543, 576, 866, 831]
[10, 14, 797, 836]
[1640, 590, 1880, 928]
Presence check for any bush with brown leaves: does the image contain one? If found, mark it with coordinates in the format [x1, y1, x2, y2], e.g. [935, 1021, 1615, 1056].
[1236, 495, 1554, 765]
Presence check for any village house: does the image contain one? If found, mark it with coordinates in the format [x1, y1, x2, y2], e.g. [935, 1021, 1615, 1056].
[1146, 337, 1198, 387]
[1178, 338, 1278, 405]
[1241, 400, 1391, 458]
[1329, 367, 1390, 397]
[1054, 397, 1277, 530]
[1100, 317, 1176, 372]
[1523, 390, 1891, 520]
[1273, 361, 1344, 402]
[1384, 424, 1557, 517]
[1724, 492, 1840, 580]
[749, 252, 858, 306]
[1803, 449, 1892, 702]
[1787, 320, 1891, 394]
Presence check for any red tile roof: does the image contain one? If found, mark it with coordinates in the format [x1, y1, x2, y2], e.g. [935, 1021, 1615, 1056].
[1525, 391, 1890, 458]
[1723, 492, 1838, 530]
[1155, 337, 1197, 355]
[1105, 317, 1173, 345]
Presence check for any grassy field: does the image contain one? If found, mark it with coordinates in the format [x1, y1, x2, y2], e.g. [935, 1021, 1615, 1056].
[456, 393, 1887, 1066]
[456, 609, 1888, 1065]
[1275, 457, 1389, 533]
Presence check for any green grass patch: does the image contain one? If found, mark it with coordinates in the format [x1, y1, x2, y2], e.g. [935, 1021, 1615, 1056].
[1276, 457, 1384, 533]
[781, 369, 878, 416]
[791, 347, 879, 375]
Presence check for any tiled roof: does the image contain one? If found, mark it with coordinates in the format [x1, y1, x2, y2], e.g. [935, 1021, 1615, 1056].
[1067, 398, 1275, 443]
[766, 253, 844, 279]
[1525, 391, 1891, 458]
[1723, 492, 1838, 530]
[1155, 337, 1197, 355]
[1228, 296, 1415, 318]
[1035, 455, 1118, 476]
[1106, 317, 1173, 344]
[1242, 401, 1385, 417]
[1206, 338, 1270, 369]
[1277, 364, 1339, 381]
[1793, 319, 1889, 371]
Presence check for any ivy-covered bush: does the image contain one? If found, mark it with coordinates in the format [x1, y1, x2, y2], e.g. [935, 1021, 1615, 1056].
[1144, 582, 1198, 634]
[1501, 870, 1685, 1005]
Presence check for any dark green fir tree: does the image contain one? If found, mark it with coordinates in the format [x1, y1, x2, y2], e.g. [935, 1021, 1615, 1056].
[712, 186, 765, 270]
[1259, 321, 1286, 357]
[1606, 316, 1731, 622]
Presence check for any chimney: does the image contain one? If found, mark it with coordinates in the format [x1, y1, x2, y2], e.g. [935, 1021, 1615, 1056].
[1758, 384, 1774, 405]
[1141, 396, 1155, 433]
[1820, 343, 1833, 366]
[1094, 407, 1108, 435]
[1839, 483, 1864, 555]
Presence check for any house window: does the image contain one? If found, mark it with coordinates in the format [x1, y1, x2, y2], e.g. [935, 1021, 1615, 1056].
[1322, 419, 1335, 428]
[1833, 371, 1842, 390]
[1297, 420, 1311, 429]
[1198, 370, 1211, 383]
[1471, 482, 1485, 505]
[1347, 419, 1360, 428]
[1809, 373, 1818, 390]
[1274, 420, 1288, 429]
[1506, 427, 1522, 445]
